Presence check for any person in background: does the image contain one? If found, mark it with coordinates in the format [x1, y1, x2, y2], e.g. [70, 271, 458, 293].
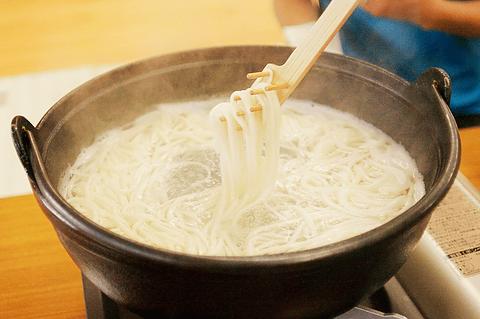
[274, 0, 480, 127]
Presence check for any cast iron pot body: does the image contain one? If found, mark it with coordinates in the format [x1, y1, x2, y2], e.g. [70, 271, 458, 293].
[12, 46, 460, 318]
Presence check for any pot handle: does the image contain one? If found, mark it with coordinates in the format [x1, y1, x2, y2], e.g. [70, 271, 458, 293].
[11, 116, 39, 183]
[413, 67, 451, 106]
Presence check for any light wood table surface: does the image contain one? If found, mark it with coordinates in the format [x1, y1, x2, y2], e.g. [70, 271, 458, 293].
[0, 1, 478, 318]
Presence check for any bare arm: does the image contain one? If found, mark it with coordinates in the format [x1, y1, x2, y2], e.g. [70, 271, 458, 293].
[274, 0, 319, 26]
[431, 1, 480, 37]
[364, 0, 480, 38]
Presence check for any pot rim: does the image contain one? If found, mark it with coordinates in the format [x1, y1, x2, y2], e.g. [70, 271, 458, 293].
[30, 46, 460, 270]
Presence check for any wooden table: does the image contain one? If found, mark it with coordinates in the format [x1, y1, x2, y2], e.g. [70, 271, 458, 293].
[1, 1, 479, 318]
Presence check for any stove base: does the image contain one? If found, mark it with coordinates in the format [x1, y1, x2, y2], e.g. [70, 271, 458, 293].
[82, 275, 411, 319]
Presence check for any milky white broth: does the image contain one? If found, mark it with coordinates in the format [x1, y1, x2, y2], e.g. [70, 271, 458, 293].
[59, 99, 425, 256]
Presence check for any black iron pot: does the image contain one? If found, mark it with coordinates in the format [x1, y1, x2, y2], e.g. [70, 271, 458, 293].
[11, 46, 460, 318]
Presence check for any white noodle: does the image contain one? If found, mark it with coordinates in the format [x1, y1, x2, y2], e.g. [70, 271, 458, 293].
[59, 94, 425, 256]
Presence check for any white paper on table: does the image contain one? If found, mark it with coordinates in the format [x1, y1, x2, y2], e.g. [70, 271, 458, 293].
[0, 65, 114, 198]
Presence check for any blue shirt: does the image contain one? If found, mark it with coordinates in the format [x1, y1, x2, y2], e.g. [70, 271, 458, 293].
[321, 1, 480, 116]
